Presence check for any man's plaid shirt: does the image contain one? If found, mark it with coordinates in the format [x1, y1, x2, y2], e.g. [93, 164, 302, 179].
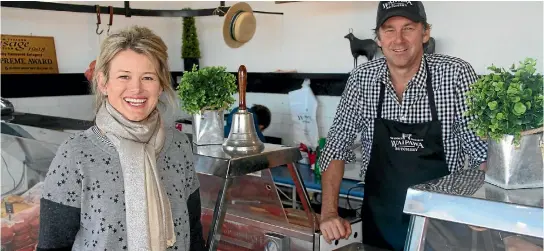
[319, 54, 488, 179]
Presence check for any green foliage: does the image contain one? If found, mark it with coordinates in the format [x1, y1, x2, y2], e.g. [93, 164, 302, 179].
[177, 65, 237, 115]
[465, 58, 543, 145]
[182, 8, 201, 59]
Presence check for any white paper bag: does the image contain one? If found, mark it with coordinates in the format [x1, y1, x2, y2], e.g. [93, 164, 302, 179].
[288, 78, 319, 149]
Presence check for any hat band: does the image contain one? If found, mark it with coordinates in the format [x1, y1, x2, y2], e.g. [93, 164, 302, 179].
[229, 11, 244, 42]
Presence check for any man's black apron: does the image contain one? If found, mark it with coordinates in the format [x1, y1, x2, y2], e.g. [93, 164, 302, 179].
[361, 60, 451, 251]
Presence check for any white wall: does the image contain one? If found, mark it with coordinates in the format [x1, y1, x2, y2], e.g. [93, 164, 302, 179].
[1, 1, 543, 144]
[4, 1, 541, 73]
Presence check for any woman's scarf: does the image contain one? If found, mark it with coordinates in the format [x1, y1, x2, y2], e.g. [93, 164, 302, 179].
[95, 100, 175, 250]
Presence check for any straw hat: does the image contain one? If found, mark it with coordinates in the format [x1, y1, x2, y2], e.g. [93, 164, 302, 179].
[222, 2, 257, 48]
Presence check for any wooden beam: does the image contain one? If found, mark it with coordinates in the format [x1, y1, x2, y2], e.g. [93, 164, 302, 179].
[1, 72, 349, 98]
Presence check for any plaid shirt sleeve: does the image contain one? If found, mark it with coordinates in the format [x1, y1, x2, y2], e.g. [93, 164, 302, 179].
[454, 62, 488, 168]
[319, 71, 365, 173]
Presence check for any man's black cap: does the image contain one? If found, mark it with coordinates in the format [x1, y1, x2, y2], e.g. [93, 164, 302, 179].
[376, 1, 427, 28]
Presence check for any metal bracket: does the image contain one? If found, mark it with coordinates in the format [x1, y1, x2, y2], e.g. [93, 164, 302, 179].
[124, 1, 131, 17]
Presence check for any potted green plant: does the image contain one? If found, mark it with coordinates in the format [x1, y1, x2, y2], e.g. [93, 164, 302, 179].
[182, 8, 201, 72]
[177, 65, 237, 145]
[465, 57, 543, 189]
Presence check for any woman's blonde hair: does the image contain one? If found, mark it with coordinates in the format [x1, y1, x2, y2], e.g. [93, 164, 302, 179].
[91, 25, 177, 117]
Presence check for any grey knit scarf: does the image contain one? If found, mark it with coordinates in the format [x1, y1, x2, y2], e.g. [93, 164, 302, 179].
[95, 101, 175, 250]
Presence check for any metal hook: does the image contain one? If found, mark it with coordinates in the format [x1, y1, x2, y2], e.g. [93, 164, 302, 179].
[107, 6, 113, 35]
[96, 5, 103, 35]
[212, 7, 225, 16]
[96, 25, 103, 35]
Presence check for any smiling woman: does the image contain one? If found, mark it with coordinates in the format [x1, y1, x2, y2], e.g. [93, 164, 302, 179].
[96, 50, 163, 121]
[37, 26, 206, 251]
[91, 26, 177, 121]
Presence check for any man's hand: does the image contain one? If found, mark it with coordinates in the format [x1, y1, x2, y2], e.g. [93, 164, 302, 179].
[320, 212, 352, 244]
[320, 160, 347, 243]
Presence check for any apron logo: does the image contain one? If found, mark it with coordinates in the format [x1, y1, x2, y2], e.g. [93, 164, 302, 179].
[390, 133, 424, 152]
[382, 1, 413, 10]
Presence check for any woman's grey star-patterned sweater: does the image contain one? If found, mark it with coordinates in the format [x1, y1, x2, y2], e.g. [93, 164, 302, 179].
[36, 125, 205, 251]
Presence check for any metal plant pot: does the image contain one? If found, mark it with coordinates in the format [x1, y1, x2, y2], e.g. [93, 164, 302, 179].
[192, 110, 225, 146]
[485, 133, 543, 189]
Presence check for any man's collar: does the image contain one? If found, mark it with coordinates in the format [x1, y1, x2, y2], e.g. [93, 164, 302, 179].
[379, 54, 428, 87]
[411, 55, 427, 87]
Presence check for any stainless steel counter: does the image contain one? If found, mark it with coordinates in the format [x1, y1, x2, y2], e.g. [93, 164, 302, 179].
[192, 142, 314, 250]
[403, 168, 543, 250]
[334, 243, 389, 251]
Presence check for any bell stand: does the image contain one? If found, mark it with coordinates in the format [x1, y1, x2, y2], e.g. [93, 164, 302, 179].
[193, 146, 318, 251]
[193, 65, 319, 251]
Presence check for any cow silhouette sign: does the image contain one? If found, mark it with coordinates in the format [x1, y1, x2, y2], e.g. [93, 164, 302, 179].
[344, 29, 378, 69]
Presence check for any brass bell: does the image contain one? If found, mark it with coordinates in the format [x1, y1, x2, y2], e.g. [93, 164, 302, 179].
[222, 65, 265, 156]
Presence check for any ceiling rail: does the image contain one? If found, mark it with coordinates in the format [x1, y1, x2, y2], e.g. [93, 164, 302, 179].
[0, 1, 283, 18]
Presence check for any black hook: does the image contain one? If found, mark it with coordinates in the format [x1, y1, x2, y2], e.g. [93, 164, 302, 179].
[96, 5, 103, 35]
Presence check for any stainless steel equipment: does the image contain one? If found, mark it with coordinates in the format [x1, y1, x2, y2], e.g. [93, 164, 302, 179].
[194, 142, 322, 251]
[403, 168, 543, 251]
[1, 112, 93, 195]
[485, 133, 544, 189]
[222, 65, 265, 156]
[1, 97, 15, 116]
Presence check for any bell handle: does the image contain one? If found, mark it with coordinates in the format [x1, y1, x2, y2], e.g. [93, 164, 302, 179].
[238, 65, 247, 110]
